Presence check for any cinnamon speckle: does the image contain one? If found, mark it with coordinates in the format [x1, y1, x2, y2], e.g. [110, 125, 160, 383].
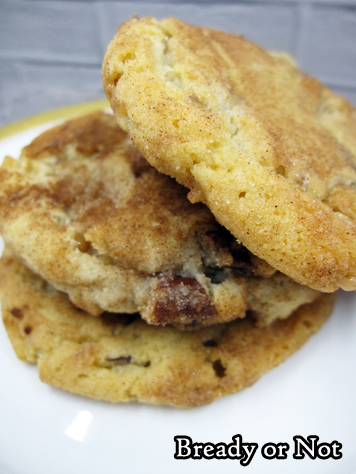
[11, 308, 23, 319]
[24, 326, 32, 335]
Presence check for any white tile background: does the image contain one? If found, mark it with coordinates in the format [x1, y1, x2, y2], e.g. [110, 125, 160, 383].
[1, 0, 355, 126]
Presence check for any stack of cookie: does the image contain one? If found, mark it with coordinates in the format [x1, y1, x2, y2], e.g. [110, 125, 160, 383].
[1, 17, 355, 408]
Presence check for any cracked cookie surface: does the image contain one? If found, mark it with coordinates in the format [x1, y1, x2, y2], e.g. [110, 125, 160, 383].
[0, 250, 335, 408]
[0, 111, 319, 329]
[103, 17, 356, 292]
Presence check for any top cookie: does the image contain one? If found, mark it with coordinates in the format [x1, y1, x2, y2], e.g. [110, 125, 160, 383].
[103, 17, 356, 292]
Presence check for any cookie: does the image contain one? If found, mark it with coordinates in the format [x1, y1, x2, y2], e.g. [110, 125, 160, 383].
[0, 111, 319, 329]
[103, 17, 356, 292]
[0, 249, 335, 408]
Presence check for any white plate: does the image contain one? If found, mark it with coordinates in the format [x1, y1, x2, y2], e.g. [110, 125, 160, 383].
[0, 106, 355, 474]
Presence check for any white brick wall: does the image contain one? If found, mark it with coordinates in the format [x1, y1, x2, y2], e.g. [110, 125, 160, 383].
[1, 0, 355, 126]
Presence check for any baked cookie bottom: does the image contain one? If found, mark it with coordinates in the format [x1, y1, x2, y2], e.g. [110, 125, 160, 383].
[0, 250, 335, 408]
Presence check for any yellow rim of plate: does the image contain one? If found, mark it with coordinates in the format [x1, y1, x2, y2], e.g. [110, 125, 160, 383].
[0, 99, 110, 142]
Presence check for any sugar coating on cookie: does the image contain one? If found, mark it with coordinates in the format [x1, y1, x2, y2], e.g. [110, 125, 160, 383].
[103, 17, 356, 292]
[0, 250, 335, 408]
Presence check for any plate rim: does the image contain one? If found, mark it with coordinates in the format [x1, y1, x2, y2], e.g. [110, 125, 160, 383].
[0, 99, 110, 142]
